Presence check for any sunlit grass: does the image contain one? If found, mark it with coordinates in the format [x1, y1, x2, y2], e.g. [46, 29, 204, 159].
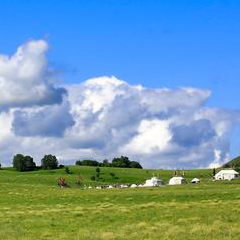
[0, 166, 239, 239]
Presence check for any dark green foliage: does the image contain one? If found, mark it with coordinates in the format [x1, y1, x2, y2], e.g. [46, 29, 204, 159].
[65, 167, 70, 174]
[109, 172, 115, 177]
[96, 167, 100, 179]
[129, 161, 143, 169]
[41, 155, 58, 170]
[212, 168, 216, 176]
[75, 160, 99, 166]
[91, 175, 96, 181]
[112, 156, 131, 168]
[102, 159, 110, 167]
[12, 154, 36, 172]
[75, 157, 142, 169]
[112, 156, 143, 169]
[59, 164, 65, 169]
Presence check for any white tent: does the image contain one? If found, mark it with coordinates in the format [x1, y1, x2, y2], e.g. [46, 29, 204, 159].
[191, 178, 200, 183]
[169, 176, 186, 185]
[214, 169, 239, 180]
[108, 185, 114, 189]
[130, 184, 138, 188]
[143, 177, 165, 187]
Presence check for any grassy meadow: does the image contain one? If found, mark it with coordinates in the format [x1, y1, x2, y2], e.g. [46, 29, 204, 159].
[0, 166, 240, 239]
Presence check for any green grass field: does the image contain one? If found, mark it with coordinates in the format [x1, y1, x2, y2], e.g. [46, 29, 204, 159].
[0, 166, 240, 240]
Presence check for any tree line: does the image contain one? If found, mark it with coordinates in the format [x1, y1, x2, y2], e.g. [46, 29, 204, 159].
[75, 156, 142, 169]
[12, 154, 59, 172]
[11, 154, 142, 172]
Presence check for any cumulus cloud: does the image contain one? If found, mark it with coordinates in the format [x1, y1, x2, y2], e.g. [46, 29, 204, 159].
[1, 40, 240, 168]
[12, 98, 74, 137]
[0, 40, 66, 109]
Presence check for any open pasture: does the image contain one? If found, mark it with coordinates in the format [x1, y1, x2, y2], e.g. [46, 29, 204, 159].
[0, 166, 240, 240]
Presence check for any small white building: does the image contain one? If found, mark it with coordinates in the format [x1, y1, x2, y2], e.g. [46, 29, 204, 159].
[143, 177, 165, 187]
[169, 176, 186, 185]
[191, 178, 200, 183]
[214, 169, 239, 180]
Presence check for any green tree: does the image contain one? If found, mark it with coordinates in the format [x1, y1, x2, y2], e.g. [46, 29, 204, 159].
[25, 156, 36, 171]
[111, 156, 142, 169]
[212, 168, 216, 177]
[129, 161, 142, 169]
[12, 154, 36, 172]
[96, 167, 100, 179]
[102, 159, 110, 167]
[41, 154, 58, 170]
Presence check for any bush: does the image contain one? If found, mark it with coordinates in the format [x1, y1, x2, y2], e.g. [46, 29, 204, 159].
[65, 167, 70, 174]
[109, 172, 115, 177]
[91, 176, 96, 181]
[41, 155, 58, 170]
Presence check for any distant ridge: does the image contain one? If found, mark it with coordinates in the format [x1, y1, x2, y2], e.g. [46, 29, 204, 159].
[222, 156, 240, 168]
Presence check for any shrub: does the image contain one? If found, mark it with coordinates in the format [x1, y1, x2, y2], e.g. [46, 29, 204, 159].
[65, 167, 70, 174]
[109, 172, 115, 177]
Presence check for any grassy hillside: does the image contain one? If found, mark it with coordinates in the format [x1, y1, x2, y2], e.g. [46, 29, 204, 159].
[0, 166, 240, 239]
[0, 165, 213, 188]
[223, 155, 240, 168]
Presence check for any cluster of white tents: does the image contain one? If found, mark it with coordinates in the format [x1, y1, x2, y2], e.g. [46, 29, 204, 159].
[92, 176, 199, 190]
[84, 169, 239, 190]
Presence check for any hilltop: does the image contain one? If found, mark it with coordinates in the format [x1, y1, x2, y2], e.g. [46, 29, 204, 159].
[222, 155, 240, 168]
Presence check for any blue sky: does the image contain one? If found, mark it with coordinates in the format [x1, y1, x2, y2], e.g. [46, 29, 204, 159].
[0, 0, 240, 108]
[0, 0, 239, 166]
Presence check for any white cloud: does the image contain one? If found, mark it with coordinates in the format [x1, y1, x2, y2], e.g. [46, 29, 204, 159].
[120, 119, 172, 154]
[0, 40, 240, 168]
[0, 39, 65, 109]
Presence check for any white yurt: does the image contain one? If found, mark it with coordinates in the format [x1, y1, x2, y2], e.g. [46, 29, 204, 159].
[214, 169, 239, 180]
[130, 184, 138, 188]
[143, 177, 165, 187]
[108, 185, 114, 189]
[169, 176, 186, 185]
[191, 178, 200, 183]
